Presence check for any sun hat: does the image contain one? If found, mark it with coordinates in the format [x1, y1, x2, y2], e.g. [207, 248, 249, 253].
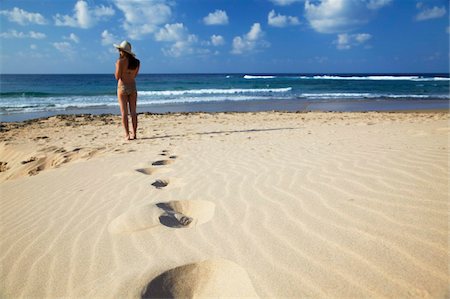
[114, 40, 135, 56]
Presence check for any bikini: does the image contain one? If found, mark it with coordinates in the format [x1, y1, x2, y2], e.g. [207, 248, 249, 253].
[118, 69, 137, 95]
[118, 81, 136, 95]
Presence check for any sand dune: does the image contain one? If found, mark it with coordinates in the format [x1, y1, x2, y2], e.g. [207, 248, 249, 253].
[0, 112, 448, 298]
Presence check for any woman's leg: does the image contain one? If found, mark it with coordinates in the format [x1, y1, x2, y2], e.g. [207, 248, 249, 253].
[117, 92, 130, 140]
[128, 92, 138, 139]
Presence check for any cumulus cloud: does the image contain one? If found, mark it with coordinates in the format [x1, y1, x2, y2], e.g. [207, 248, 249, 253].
[268, 10, 300, 27]
[211, 35, 225, 46]
[335, 33, 371, 50]
[162, 34, 199, 57]
[269, 0, 302, 6]
[113, 0, 172, 40]
[0, 30, 46, 39]
[203, 9, 229, 25]
[416, 5, 446, 21]
[29, 31, 46, 39]
[304, 0, 390, 34]
[231, 23, 269, 55]
[367, 0, 392, 10]
[64, 33, 80, 43]
[0, 7, 47, 25]
[54, 0, 114, 29]
[101, 30, 117, 46]
[155, 23, 187, 42]
[154, 23, 200, 57]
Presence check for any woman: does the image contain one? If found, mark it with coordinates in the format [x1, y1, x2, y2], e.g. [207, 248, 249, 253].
[114, 41, 140, 140]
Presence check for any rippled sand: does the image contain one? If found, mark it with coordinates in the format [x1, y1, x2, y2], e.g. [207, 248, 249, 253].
[1, 112, 449, 298]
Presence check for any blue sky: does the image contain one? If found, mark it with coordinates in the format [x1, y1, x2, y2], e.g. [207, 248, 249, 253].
[1, 0, 449, 74]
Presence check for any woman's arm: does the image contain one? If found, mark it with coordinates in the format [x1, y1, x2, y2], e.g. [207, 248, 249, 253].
[115, 58, 124, 80]
[135, 64, 140, 78]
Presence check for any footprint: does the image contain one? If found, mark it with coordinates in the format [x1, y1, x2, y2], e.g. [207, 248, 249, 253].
[159, 150, 170, 156]
[141, 259, 259, 298]
[136, 168, 155, 175]
[158, 200, 215, 227]
[21, 157, 37, 164]
[0, 162, 9, 172]
[169, 155, 177, 159]
[108, 200, 215, 234]
[151, 179, 169, 189]
[152, 160, 173, 166]
[109, 204, 162, 234]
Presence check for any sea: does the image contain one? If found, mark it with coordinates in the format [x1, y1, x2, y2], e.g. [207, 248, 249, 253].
[1, 73, 449, 122]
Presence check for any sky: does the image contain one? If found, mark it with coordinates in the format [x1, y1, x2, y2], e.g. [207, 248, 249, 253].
[0, 0, 449, 74]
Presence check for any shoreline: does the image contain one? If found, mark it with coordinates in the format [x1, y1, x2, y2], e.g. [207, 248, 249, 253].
[1, 108, 449, 128]
[1, 98, 449, 122]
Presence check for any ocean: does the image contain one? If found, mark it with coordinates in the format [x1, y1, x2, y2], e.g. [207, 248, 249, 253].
[1, 73, 449, 121]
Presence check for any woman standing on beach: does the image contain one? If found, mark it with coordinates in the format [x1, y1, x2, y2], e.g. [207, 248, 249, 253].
[114, 41, 140, 140]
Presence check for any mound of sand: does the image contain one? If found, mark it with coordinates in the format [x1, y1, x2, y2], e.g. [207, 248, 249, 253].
[142, 259, 259, 298]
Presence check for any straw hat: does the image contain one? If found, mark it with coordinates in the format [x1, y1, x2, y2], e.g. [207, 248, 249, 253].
[114, 40, 135, 56]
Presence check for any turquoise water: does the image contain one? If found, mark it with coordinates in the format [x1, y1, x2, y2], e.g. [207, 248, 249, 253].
[0, 73, 449, 120]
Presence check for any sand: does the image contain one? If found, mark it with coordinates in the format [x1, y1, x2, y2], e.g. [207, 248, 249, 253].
[0, 111, 449, 298]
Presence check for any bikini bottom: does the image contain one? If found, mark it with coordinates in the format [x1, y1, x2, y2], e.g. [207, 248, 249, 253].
[118, 82, 137, 96]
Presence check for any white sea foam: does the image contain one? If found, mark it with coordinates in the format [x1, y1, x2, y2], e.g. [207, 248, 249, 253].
[138, 96, 270, 105]
[1, 88, 448, 115]
[243, 75, 276, 79]
[301, 93, 449, 99]
[0, 93, 287, 114]
[299, 75, 450, 81]
[138, 87, 291, 96]
[301, 93, 373, 98]
[313, 75, 420, 80]
[298, 75, 450, 81]
[413, 77, 450, 81]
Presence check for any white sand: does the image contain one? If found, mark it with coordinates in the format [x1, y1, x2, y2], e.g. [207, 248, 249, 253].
[1, 112, 449, 298]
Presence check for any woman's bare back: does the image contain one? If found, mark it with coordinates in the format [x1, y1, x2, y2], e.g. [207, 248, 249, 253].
[115, 58, 139, 85]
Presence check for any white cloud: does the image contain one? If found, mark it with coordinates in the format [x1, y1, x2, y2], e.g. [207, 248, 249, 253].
[155, 23, 200, 57]
[247, 23, 264, 40]
[447, 26, 450, 34]
[155, 23, 187, 42]
[211, 35, 225, 46]
[54, 0, 114, 29]
[64, 33, 80, 44]
[231, 23, 269, 55]
[162, 34, 199, 57]
[354, 33, 371, 43]
[304, 0, 365, 33]
[268, 10, 300, 27]
[416, 6, 446, 21]
[0, 7, 47, 25]
[335, 33, 371, 50]
[0, 30, 46, 39]
[269, 0, 302, 6]
[101, 30, 117, 46]
[367, 0, 392, 10]
[113, 0, 172, 40]
[29, 31, 46, 39]
[203, 10, 229, 25]
[304, 0, 389, 34]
